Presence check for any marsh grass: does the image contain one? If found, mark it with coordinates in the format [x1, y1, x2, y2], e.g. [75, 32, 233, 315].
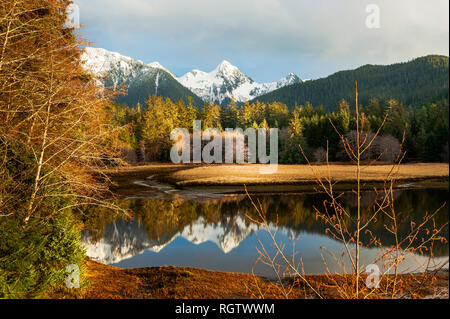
[169, 163, 448, 186]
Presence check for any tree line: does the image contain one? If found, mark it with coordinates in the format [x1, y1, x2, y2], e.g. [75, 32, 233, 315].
[107, 95, 449, 164]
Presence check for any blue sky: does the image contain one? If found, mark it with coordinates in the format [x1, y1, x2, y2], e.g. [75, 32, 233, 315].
[74, 0, 449, 82]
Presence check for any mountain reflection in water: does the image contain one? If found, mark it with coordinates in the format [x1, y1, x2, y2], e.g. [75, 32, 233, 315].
[82, 186, 449, 277]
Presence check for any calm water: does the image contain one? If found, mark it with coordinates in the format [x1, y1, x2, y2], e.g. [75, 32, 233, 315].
[81, 178, 449, 277]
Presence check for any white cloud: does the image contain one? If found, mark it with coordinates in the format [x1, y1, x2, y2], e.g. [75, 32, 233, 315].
[74, 0, 449, 79]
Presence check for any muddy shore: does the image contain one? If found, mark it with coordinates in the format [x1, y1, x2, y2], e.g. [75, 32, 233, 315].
[47, 259, 448, 299]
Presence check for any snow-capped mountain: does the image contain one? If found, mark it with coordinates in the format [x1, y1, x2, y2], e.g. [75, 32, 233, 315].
[81, 47, 301, 106]
[177, 60, 302, 105]
[81, 47, 204, 106]
[82, 219, 178, 264]
[181, 215, 259, 254]
[82, 215, 259, 264]
[81, 47, 147, 89]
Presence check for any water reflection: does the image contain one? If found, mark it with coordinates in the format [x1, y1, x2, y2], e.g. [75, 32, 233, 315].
[82, 187, 449, 277]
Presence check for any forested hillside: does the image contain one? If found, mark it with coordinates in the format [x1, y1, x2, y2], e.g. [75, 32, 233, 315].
[117, 68, 204, 107]
[252, 55, 449, 111]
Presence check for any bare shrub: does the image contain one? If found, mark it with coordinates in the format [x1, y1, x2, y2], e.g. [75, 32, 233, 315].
[338, 130, 375, 161]
[247, 82, 448, 299]
[339, 131, 402, 163]
[312, 147, 327, 163]
[372, 135, 401, 162]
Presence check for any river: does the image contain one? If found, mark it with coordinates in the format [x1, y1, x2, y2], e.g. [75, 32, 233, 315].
[81, 175, 449, 278]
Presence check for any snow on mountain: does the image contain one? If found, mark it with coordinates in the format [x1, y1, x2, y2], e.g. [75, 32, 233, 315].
[81, 47, 301, 106]
[82, 214, 259, 264]
[148, 61, 177, 78]
[81, 47, 148, 89]
[81, 47, 178, 90]
[177, 60, 302, 104]
[81, 47, 205, 106]
[81, 219, 178, 264]
[81, 47, 183, 89]
[181, 215, 259, 254]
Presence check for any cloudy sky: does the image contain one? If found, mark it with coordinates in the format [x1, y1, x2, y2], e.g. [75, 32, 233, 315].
[73, 0, 449, 82]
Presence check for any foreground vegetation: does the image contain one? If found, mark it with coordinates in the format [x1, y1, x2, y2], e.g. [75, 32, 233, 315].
[0, 0, 122, 298]
[46, 260, 448, 299]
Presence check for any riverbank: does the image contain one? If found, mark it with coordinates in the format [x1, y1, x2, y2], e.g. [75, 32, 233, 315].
[47, 259, 448, 299]
[101, 163, 449, 191]
[72, 163, 450, 300]
[166, 163, 450, 186]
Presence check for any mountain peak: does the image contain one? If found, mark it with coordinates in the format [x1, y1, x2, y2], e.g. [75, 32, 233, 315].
[218, 60, 233, 67]
[190, 69, 207, 76]
[280, 72, 301, 84]
[81, 47, 146, 89]
[215, 60, 239, 75]
[83, 47, 144, 66]
[148, 61, 163, 68]
[148, 61, 176, 78]
[177, 60, 301, 104]
[263, 72, 302, 91]
[83, 47, 301, 106]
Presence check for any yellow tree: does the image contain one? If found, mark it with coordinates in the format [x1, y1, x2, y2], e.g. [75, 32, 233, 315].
[0, 0, 123, 222]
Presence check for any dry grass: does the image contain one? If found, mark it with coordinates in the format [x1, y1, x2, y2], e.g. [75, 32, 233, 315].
[46, 260, 448, 299]
[98, 163, 195, 176]
[168, 163, 449, 186]
[47, 260, 303, 299]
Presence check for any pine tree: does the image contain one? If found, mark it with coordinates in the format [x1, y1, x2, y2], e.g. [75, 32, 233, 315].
[221, 98, 239, 128]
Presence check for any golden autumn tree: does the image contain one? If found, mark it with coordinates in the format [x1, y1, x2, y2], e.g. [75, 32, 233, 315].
[0, 0, 125, 297]
[0, 0, 123, 222]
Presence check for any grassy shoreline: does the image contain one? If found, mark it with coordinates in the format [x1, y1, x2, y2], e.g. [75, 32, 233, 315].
[167, 163, 449, 186]
[101, 163, 449, 191]
[47, 260, 449, 299]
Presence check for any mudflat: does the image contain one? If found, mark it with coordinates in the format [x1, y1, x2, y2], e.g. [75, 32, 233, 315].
[103, 163, 449, 187]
